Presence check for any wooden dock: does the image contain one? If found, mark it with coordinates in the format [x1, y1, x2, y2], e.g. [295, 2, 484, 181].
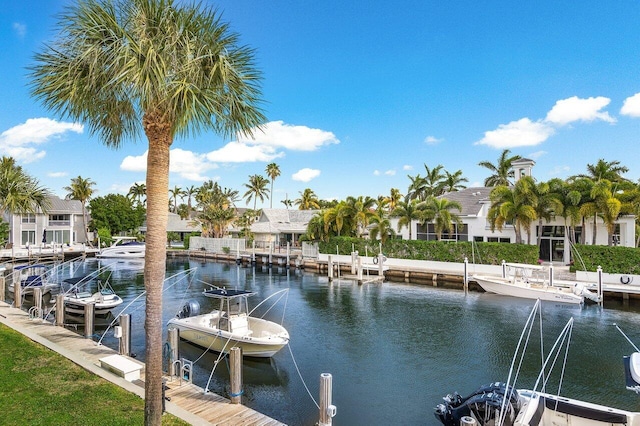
[0, 301, 285, 426]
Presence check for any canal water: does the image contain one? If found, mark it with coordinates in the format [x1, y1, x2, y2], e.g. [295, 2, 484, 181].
[51, 258, 640, 425]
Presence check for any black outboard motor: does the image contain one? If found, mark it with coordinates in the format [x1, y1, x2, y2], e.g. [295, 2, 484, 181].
[434, 382, 520, 426]
[177, 300, 200, 319]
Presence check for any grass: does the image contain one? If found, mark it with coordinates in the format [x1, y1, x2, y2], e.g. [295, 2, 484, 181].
[0, 323, 190, 426]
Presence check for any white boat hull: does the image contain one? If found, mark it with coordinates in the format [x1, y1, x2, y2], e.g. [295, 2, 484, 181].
[168, 313, 289, 358]
[473, 274, 584, 304]
[62, 293, 123, 316]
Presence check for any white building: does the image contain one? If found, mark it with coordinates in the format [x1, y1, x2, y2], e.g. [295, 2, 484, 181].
[3, 195, 86, 247]
[391, 159, 636, 263]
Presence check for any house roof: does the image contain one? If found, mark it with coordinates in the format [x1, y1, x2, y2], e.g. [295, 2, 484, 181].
[250, 209, 318, 234]
[47, 195, 83, 214]
[140, 212, 201, 233]
[439, 187, 492, 217]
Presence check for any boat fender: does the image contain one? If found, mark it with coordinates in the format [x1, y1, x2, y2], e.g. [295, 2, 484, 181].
[177, 300, 200, 319]
[621, 275, 632, 285]
[372, 255, 387, 264]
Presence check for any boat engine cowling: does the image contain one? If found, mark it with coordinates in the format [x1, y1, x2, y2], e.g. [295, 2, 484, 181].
[434, 382, 520, 426]
[177, 300, 200, 319]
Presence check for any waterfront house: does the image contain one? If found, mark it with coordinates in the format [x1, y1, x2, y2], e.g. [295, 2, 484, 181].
[3, 195, 86, 247]
[391, 159, 636, 264]
[230, 208, 318, 249]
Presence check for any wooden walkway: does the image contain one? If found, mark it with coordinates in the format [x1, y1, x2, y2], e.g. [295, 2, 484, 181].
[0, 301, 285, 426]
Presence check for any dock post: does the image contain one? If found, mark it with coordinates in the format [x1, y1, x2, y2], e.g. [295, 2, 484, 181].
[357, 255, 363, 285]
[549, 264, 554, 287]
[0, 274, 4, 302]
[14, 271, 22, 309]
[351, 251, 357, 274]
[501, 260, 506, 279]
[55, 294, 65, 326]
[460, 416, 478, 425]
[268, 242, 273, 268]
[378, 253, 384, 277]
[167, 327, 179, 377]
[597, 265, 603, 306]
[84, 303, 94, 338]
[328, 255, 334, 282]
[33, 287, 42, 318]
[318, 373, 336, 426]
[463, 257, 468, 293]
[230, 347, 243, 404]
[286, 242, 291, 269]
[118, 314, 131, 356]
[236, 244, 241, 265]
[251, 241, 256, 265]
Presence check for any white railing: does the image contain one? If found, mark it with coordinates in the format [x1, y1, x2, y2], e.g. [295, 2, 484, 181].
[189, 237, 246, 253]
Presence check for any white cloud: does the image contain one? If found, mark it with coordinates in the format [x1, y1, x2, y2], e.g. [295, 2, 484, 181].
[239, 120, 339, 151]
[0, 118, 83, 163]
[206, 141, 281, 163]
[12, 22, 26, 38]
[384, 169, 396, 176]
[292, 168, 320, 182]
[373, 170, 380, 176]
[548, 165, 571, 176]
[403, 165, 413, 171]
[48, 171, 68, 178]
[121, 148, 216, 181]
[545, 96, 615, 126]
[424, 135, 442, 145]
[475, 118, 555, 148]
[528, 150, 547, 160]
[621, 93, 640, 117]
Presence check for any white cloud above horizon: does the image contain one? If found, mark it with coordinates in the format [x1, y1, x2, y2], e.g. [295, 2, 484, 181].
[12, 22, 26, 38]
[424, 135, 442, 145]
[292, 168, 320, 182]
[475, 118, 555, 148]
[621, 93, 640, 117]
[0, 118, 84, 163]
[403, 165, 413, 171]
[48, 171, 68, 178]
[476, 96, 615, 149]
[545, 96, 615, 126]
[120, 121, 337, 181]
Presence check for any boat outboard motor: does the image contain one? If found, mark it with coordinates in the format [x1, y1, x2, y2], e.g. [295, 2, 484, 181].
[177, 300, 200, 319]
[434, 382, 520, 426]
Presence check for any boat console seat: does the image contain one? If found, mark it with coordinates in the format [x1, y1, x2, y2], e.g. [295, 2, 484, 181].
[229, 316, 253, 337]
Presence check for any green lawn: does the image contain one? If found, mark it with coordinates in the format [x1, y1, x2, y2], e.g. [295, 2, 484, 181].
[0, 323, 190, 426]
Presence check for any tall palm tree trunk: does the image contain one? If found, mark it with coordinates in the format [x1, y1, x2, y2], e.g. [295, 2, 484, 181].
[143, 121, 171, 425]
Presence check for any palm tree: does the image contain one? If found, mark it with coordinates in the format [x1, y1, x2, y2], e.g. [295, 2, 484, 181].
[63, 176, 96, 244]
[127, 183, 147, 207]
[369, 213, 395, 244]
[243, 174, 270, 211]
[0, 156, 51, 215]
[407, 174, 426, 201]
[590, 180, 622, 246]
[169, 185, 185, 213]
[184, 185, 198, 215]
[386, 188, 403, 213]
[422, 197, 462, 240]
[530, 180, 563, 249]
[347, 195, 376, 238]
[442, 169, 468, 193]
[29, 2, 266, 422]
[323, 201, 354, 237]
[548, 178, 582, 245]
[391, 198, 422, 240]
[422, 164, 446, 196]
[575, 159, 629, 184]
[487, 177, 537, 243]
[265, 162, 281, 209]
[478, 149, 522, 187]
[295, 188, 320, 210]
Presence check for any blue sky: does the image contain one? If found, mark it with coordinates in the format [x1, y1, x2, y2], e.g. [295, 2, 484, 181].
[2, 1, 640, 208]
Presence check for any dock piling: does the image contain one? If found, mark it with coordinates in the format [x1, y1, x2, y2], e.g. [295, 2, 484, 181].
[230, 347, 243, 404]
[167, 328, 179, 376]
[55, 294, 64, 326]
[118, 314, 131, 356]
[318, 373, 336, 426]
[84, 303, 94, 338]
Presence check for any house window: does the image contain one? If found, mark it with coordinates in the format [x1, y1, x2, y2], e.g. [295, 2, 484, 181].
[487, 237, 510, 243]
[21, 231, 36, 245]
[21, 214, 36, 223]
[44, 229, 71, 244]
[48, 214, 71, 226]
[416, 223, 468, 241]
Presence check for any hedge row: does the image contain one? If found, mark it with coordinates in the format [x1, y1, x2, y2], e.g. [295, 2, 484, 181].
[570, 244, 640, 274]
[318, 237, 539, 266]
